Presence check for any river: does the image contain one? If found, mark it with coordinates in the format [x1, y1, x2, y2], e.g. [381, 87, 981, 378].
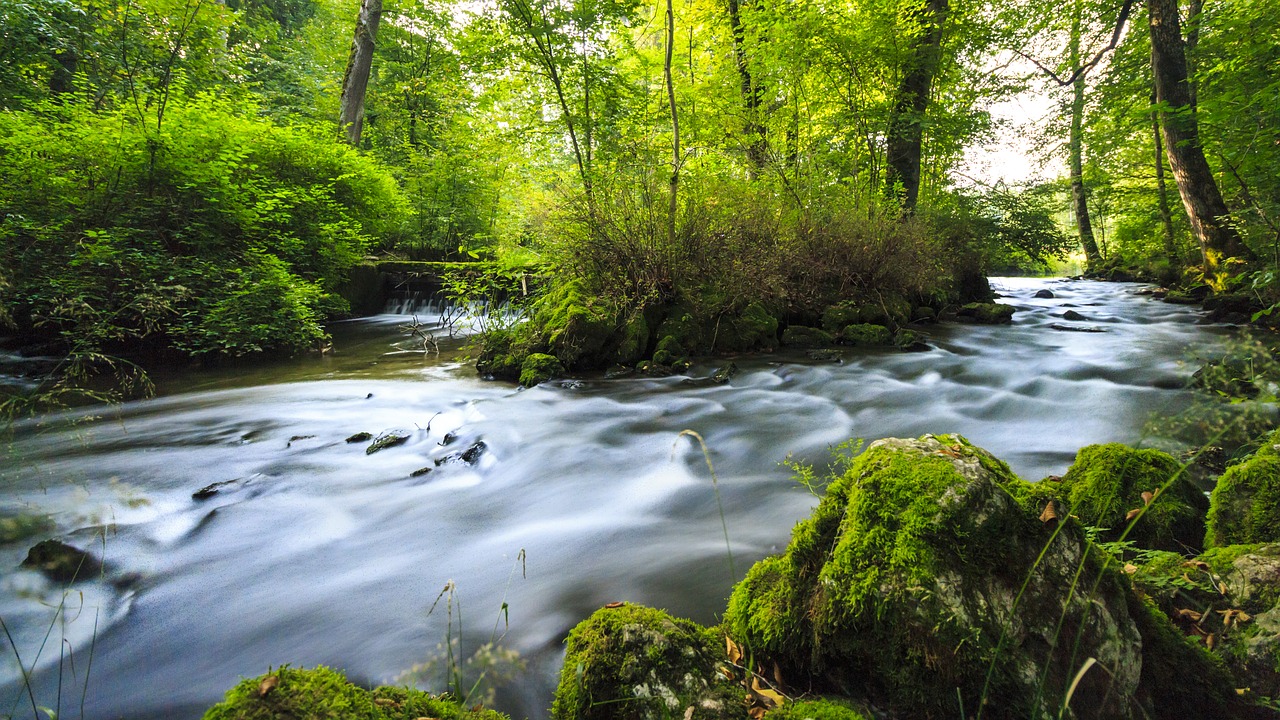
[0, 278, 1225, 719]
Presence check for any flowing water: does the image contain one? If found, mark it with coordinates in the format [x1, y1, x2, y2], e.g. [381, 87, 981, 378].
[0, 278, 1228, 720]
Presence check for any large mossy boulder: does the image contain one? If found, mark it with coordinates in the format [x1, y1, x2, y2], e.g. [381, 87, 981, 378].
[836, 323, 891, 347]
[1206, 437, 1280, 547]
[203, 666, 508, 720]
[723, 434, 1229, 720]
[1056, 443, 1208, 551]
[533, 280, 617, 368]
[552, 604, 740, 720]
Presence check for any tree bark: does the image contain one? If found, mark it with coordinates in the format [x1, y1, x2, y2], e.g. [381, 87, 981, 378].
[1150, 92, 1178, 262]
[726, 0, 765, 175]
[1147, 0, 1251, 272]
[339, 0, 383, 147]
[664, 0, 680, 249]
[1068, 0, 1101, 268]
[884, 0, 948, 212]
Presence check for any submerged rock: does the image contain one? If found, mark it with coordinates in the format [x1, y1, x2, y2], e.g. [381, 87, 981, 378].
[551, 604, 740, 720]
[1062, 309, 1089, 321]
[21, 539, 103, 583]
[1048, 323, 1106, 333]
[203, 666, 508, 720]
[193, 478, 242, 500]
[805, 349, 844, 363]
[345, 432, 373, 443]
[711, 362, 738, 384]
[365, 431, 410, 455]
[436, 441, 487, 466]
[1034, 289, 1056, 299]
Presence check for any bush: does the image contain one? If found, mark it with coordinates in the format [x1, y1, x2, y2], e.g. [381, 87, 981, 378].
[0, 96, 409, 359]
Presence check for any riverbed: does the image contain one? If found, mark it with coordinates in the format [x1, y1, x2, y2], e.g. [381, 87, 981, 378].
[0, 278, 1225, 719]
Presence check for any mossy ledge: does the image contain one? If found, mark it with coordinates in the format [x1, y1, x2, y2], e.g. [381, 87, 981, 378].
[202, 666, 509, 720]
[475, 277, 1012, 382]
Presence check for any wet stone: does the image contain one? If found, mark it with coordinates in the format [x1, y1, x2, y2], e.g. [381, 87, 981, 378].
[21, 539, 103, 584]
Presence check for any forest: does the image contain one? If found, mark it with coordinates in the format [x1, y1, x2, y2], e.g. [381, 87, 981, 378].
[2, 0, 1280, 717]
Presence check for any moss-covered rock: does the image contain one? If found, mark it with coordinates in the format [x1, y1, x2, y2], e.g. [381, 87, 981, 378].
[723, 434, 1220, 719]
[533, 280, 616, 368]
[475, 327, 531, 381]
[780, 326, 834, 349]
[203, 666, 508, 720]
[821, 298, 909, 335]
[609, 310, 650, 366]
[836, 323, 890, 346]
[651, 335, 687, 367]
[552, 604, 739, 720]
[519, 353, 564, 387]
[1206, 449, 1280, 547]
[718, 302, 779, 352]
[957, 302, 1015, 324]
[21, 539, 102, 583]
[1059, 443, 1208, 551]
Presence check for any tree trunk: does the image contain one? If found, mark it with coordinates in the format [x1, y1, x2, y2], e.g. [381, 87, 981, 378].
[49, 51, 78, 95]
[1151, 91, 1178, 263]
[339, 0, 383, 147]
[884, 0, 948, 212]
[664, 0, 680, 249]
[726, 0, 765, 175]
[1068, 0, 1101, 268]
[1147, 0, 1251, 272]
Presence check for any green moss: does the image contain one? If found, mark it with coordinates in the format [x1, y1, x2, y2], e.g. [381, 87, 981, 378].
[764, 698, 870, 720]
[202, 666, 508, 720]
[718, 302, 779, 352]
[780, 326, 834, 349]
[837, 323, 890, 346]
[608, 310, 650, 365]
[519, 353, 564, 387]
[552, 604, 739, 720]
[476, 327, 533, 381]
[533, 280, 616, 368]
[725, 435, 1155, 718]
[1059, 443, 1207, 551]
[957, 302, 1015, 324]
[1206, 452, 1280, 546]
[651, 335, 686, 366]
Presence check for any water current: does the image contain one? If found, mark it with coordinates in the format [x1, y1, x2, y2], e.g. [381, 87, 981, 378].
[0, 278, 1229, 719]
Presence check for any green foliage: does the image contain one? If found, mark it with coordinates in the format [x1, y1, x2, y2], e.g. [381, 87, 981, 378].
[1059, 443, 1208, 552]
[926, 188, 1075, 277]
[0, 96, 408, 361]
[764, 699, 869, 720]
[202, 665, 510, 720]
[519, 353, 564, 387]
[1205, 441, 1280, 547]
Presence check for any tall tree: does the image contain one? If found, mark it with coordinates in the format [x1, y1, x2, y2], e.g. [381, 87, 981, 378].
[884, 0, 948, 212]
[1066, 0, 1101, 268]
[339, 0, 382, 147]
[1147, 0, 1251, 273]
[725, 0, 764, 174]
